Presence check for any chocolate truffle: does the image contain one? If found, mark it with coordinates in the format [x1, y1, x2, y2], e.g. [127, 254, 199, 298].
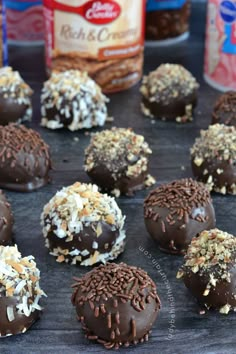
[177, 229, 236, 314]
[41, 70, 109, 131]
[0, 245, 46, 337]
[0, 124, 51, 192]
[212, 91, 236, 126]
[191, 124, 236, 195]
[72, 262, 161, 349]
[140, 64, 199, 123]
[84, 127, 155, 197]
[41, 182, 126, 266]
[0, 67, 33, 125]
[144, 178, 216, 255]
[0, 190, 13, 245]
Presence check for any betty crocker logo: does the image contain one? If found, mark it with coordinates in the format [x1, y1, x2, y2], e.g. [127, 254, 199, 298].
[44, 0, 121, 25]
[83, 0, 121, 24]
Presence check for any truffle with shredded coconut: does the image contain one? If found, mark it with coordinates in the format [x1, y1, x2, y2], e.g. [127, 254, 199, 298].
[0, 245, 46, 337]
[177, 229, 236, 314]
[40, 70, 109, 131]
[191, 124, 236, 195]
[85, 127, 155, 196]
[41, 182, 126, 265]
[140, 64, 199, 123]
[0, 67, 33, 125]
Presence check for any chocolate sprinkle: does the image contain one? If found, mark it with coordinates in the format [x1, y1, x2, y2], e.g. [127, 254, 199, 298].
[72, 262, 160, 349]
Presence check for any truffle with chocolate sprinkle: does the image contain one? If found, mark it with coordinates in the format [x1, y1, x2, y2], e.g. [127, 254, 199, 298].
[0, 124, 52, 192]
[144, 178, 216, 255]
[0, 245, 46, 337]
[0, 67, 33, 125]
[191, 124, 236, 195]
[72, 262, 160, 349]
[41, 70, 109, 131]
[0, 190, 13, 245]
[140, 64, 199, 123]
[85, 127, 155, 197]
[212, 91, 236, 126]
[41, 182, 126, 266]
[177, 229, 236, 314]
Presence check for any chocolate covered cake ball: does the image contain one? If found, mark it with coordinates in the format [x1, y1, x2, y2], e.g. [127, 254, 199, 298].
[0, 245, 46, 337]
[191, 124, 236, 195]
[72, 262, 161, 349]
[41, 70, 109, 131]
[144, 178, 216, 255]
[0, 124, 52, 192]
[85, 127, 155, 197]
[41, 182, 126, 266]
[177, 229, 236, 314]
[212, 91, 236, 126]
[0, 191, 13, 245]
[0, 67, 33, 125]
[140, 64, 199, 123]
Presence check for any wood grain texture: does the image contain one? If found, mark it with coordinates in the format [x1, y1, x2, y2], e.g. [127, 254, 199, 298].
[1, 3, 235, 354]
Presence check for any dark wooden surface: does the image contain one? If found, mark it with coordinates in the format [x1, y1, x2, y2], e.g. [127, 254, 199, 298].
[1, 3, 235, 354]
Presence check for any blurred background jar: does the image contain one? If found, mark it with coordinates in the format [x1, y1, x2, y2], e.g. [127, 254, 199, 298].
[5, 0, 44, 45]
[0, 0, 8, 65]
[145, 0, 191, 45]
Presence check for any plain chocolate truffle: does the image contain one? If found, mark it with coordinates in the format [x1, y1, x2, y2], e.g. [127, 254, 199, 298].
[41, 70, 109, 131]
[0, 245, 46, 337]
[72, 262, 161, 349]
[0, 124, 52, 192]
[212, 91, 236, 126]
[177, 229, 236, 314]
[0, 190, 13, 245]
[84, 127, 156, 197]
[41, 182, 126, 266]
[140, 64, 199, 123]
[0, 67, 33, 125]
[144, 178, 216, 255]
[191, 124, 236, 195]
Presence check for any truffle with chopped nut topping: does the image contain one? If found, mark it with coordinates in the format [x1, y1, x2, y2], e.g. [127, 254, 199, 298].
[0, 245, 46, 337]
[191, 124, 236, 195]
[41, 182, 126, 266]
[72, 262, 161, 349]
[84, 127, 155, 197]
[177, 229, 236, 314]
[144, 178, 216, 255]
[0, 124, 52, 192]
[0, 191, 13, 245]
[41, 70, 109, 131]
[0, 67, 33, 125]
[212, 91, 236, 126]
[140, 64, 199, 123]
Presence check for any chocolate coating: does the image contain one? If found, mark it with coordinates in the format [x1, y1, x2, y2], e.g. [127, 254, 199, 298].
[41, 70, 108, 131]
[72, 262, 161, 349]
[41, 182, 126, 266]
[0, 296, 39, 337]
[212, 91, 236, 126]
[191, 124, 236, 195]
[0, 245, 46, 337]
[85, 128, 155, 197]
[0, 124, 52, 192]
[144, 178, 216, 255]
[177, 229, 236, 314]
[146, 0, 191, 41]
[0, 190, 13, 245]
[140, 64, 199, 123]
[0, 67, 33, 125]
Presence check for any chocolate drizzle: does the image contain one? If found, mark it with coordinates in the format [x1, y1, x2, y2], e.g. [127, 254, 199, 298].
[144, 178, 215, 254]
[72, 262, 160, 349]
